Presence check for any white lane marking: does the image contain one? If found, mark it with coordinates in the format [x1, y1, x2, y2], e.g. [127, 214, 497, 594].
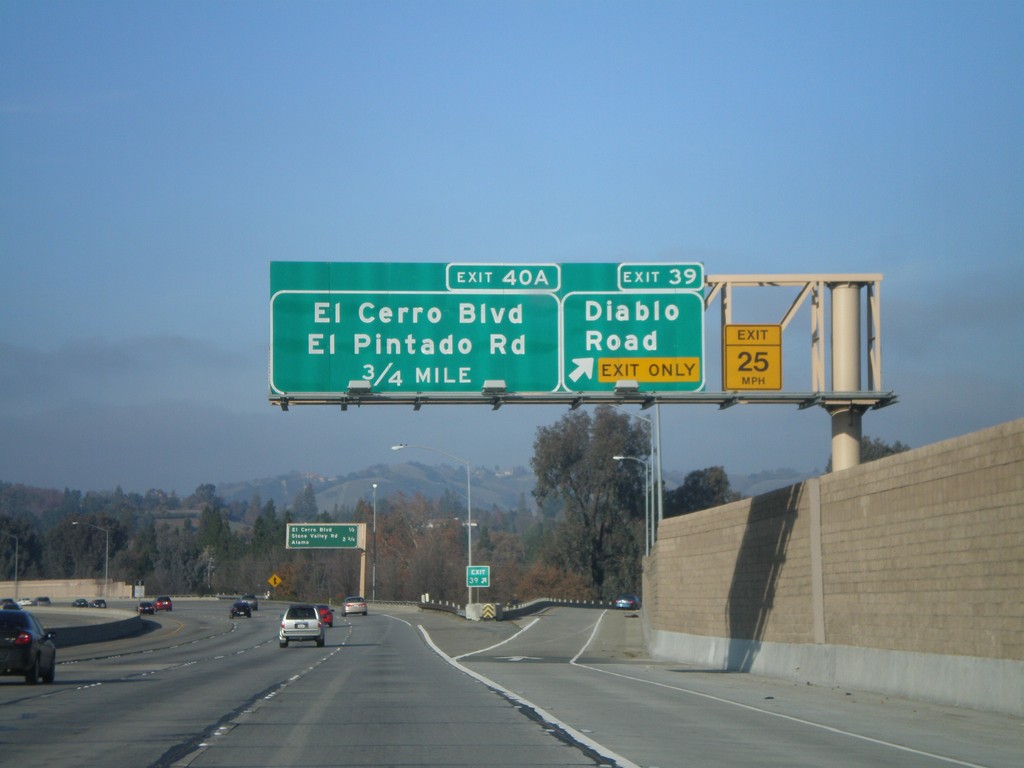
[454, 617, 539, 661]
[570, 610, 993, 768]
[419, 624, 641, 768]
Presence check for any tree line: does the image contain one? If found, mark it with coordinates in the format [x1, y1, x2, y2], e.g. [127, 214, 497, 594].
[0, 412, 906, 604]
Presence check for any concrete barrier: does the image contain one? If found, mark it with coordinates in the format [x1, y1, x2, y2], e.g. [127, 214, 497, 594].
[27, 607, 144, 647]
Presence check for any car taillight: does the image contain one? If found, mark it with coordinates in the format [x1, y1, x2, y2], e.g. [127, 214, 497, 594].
[14, 632, 32, 646]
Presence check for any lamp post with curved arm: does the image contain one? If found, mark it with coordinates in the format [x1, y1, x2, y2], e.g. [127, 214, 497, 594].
[0, 531, 18, 600]
[72, 521, 109, 597]
[391, 443, 474, 608]
[371, 482, 378, 602]
[610, 403, 661, 549]
[613, 455, 651, 557]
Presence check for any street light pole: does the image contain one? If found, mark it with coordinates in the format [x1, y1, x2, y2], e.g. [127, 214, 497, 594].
[72, 521, 110, 598]
[391, 443, 473, 608]
[611, 404, 658, 550]
[0, 531, 18, 600]
[371, 482, 378, 602]
[613, 455, 651, 557]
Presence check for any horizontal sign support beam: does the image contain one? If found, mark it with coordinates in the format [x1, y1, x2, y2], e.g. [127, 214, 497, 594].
[271, 390, 898, 411]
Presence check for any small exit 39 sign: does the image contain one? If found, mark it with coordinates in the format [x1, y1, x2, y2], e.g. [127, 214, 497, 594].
[723, 325, 782, 391]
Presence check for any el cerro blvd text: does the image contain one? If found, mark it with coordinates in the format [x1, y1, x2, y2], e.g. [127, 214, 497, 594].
[306, 297, 686, 356]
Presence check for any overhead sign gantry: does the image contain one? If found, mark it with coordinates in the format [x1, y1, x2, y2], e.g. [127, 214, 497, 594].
[269, 262, 895, 418]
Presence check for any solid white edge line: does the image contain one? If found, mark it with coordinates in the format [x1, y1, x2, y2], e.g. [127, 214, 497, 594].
[454, 617, 540, 661]
[418, 624, 641, 768]
[570, 612, 992, 768]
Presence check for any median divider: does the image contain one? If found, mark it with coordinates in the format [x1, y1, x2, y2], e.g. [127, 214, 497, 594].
[28, 607, 145, 647]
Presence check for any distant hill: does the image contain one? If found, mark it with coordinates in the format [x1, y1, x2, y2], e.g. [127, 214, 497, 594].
[216, 463, 819, 515]
[729, 468, 820, 497]
[216, 463, 538, 515]
[2, 463, 820, 528]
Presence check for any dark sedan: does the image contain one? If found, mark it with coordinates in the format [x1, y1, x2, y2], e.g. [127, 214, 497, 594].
[229, 601, 252, 618]
[0, 610, 56, 684]
[138, 601, 155, 615]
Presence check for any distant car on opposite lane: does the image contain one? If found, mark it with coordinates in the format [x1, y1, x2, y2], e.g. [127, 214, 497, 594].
[614, 593, 640, 610]
[71, 598, 89, 608]
[0, 609, 56, 684]
[342, 596, 367, 616]
[90, 599, 107, 608]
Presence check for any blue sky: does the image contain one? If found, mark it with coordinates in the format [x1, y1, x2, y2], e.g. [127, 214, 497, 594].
[2, 1, 1021, 496]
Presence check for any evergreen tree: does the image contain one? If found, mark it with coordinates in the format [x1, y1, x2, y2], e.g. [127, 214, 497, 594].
[663, 466, 740, 518]
[531, 406, 648, 597]
[291, 483, 319, 520]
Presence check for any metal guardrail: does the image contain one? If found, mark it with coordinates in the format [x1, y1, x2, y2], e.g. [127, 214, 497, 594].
[417, 597, 619, 621]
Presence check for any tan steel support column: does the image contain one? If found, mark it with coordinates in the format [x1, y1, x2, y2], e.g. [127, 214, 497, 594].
[359, 549, 366, 600]
[830, 283, 862, 470]
[808, 478, 826, 643]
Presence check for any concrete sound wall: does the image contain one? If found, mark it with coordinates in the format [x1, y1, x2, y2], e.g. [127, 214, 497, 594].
[0, 579, 134, 601]
[643, 418, 1024, 715]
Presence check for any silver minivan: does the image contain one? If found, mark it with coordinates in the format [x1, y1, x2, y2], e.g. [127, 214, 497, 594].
[278, 604, 324, 648]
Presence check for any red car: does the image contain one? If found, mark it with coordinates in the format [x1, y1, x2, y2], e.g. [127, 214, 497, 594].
[154, 596, 173, 612]
[315, 604, 334, 627]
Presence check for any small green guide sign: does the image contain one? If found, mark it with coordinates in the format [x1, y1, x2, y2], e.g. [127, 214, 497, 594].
[467, 565, 491, 588]
[286, 523, 365, 550]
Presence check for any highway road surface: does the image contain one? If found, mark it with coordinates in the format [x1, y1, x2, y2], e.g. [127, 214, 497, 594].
[0, 600, 1020, 767]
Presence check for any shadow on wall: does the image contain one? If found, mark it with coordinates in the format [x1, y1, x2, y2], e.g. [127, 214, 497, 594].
[725, 483, 801, 671]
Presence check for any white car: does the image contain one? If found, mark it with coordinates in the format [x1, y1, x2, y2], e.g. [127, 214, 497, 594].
[278, 604, 324, 648]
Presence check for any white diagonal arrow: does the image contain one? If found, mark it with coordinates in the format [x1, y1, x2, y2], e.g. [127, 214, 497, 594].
[569, 358, 594, 383]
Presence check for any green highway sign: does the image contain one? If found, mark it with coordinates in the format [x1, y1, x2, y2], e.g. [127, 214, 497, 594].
[467, 565, 491, 588]
[286, 523, 365, 550]
[270, 261, 704, 397]
[561, 290, 705, 391]
[558, 262, 704, 392]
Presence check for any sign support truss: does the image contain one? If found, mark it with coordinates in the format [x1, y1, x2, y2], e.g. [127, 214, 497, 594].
[270, 271, 896, 416]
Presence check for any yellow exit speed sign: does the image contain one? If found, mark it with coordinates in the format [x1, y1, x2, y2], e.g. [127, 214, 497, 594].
[723, 325, 782, 390]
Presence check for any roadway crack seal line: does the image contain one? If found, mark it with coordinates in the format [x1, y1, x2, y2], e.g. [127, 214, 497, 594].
[148, 645, 343, 768]
[569, 611, 993, 768]
[59, 622, 239, 666]
[151, 646, 343, 768]
[418, 624, 640, 768]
